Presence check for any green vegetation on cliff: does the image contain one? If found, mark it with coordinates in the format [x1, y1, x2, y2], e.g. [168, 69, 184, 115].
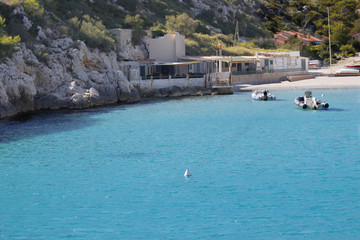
[0, 14, 20, 59]
[259, 0, 360, 60]
[0, 0, 360, 61]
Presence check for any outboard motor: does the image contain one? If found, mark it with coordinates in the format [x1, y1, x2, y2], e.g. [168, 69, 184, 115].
[304, 91, 317, 109]
[263, 90, 268, 101]
[304, 91, 312, 99]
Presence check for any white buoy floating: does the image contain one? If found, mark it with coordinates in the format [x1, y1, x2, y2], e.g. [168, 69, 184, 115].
[321, 93, 325, 97]
[184, 168, 192, 177]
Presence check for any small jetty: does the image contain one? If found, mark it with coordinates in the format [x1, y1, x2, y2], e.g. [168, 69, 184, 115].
[211, 72, 233, 95]
[287, 74, 315, 82]
[211, 85, 233, 95]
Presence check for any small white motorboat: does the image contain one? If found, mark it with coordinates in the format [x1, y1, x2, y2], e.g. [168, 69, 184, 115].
[345, 64, 360, 70]
[335, 68, 359, 76]
[294, 91, 329, 110]
[252, 90, 276, 101]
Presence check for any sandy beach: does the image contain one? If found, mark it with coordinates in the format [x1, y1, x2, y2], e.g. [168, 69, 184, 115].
[235, 55, 360, 91]
[235, 75, 360, 91]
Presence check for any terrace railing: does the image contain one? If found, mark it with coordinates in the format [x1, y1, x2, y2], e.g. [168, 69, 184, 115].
[232, 68, 304, 75]
[142, 73, 204, 80]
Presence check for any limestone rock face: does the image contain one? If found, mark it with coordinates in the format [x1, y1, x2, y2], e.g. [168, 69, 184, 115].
[108, 29, 148, 61]
[186, 0, 260, 34]
[117, 44, 148, 61]
[0, 61, 37, 116]
[0, 39, 140, 119]
[68, 87, 101, 109]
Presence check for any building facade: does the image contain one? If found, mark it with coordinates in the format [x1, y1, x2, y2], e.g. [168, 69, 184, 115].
[147, 32, 185, 62]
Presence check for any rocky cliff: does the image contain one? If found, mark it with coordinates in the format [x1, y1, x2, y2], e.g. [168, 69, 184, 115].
[0, 4, 147, 119]
[0, 36, 142, 119]
[1, 0, 262, 119]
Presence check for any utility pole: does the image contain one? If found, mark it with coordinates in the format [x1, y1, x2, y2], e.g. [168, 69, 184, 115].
[234, 21, 239, 43]
[327, 7, 332, 66]
[218, 43, 222, 73]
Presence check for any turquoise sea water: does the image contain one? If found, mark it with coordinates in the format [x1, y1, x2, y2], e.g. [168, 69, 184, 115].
[0, 89, 359, 239]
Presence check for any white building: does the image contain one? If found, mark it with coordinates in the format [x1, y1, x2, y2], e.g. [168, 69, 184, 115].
[147, 32, 185, 62]
[256, 51, 308, 72]
[110, 29, 309, 87]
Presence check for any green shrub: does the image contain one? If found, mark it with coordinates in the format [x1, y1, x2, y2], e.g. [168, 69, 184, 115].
[79, 21, 114, 51]
[59, 24, 70, 37]
[69, 17, 81, 32]
[117, 0, 138, 11]
[263, 16, 284, 33]
[151, 29, 165, 38]
[197, 10, 215, 25]
[24, 0, 44, 18]
[0, 15, 5, 31]
[332, 22, 351, 48]
[68, 15, 115, 52]
[124, 14, 144, 29]
[185, 38, 201, 55]
[185, 33, 256, 56]
[195, 22, 210, 35]
[0, 15, 21, 59]
[253, 39, 276, 49]
[350, 39, 360, 52]
[131, 27, 146, 46]
[340, 44, 356, 57]
[144, 0, 169, 18]
[33, 47, 49, 63]
[150, 22, 166, 38]
[0, 34, 21, 58]
[6, 17, 35, 43]
[165, 13, 198, 37]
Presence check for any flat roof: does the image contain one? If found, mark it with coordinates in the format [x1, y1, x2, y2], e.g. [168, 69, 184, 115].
[179, 56, 258, 63]
[209, 56, 258, 63]
[153, 61, 201, 66]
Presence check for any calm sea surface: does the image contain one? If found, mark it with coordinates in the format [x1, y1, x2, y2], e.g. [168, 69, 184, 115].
[0, 89, 359, 239]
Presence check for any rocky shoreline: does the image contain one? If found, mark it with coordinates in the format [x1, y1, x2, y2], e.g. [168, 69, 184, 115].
[0, 37, 211, 120]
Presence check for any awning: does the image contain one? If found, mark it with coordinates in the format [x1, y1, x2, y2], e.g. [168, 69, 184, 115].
[210, 56, 258, 63]
[153, 61, 201, 66]
[179, 56, 258, 63]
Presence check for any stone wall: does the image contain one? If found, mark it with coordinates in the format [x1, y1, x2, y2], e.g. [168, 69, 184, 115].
[231, 71, 308, 85]
[131, 77, 210, 97]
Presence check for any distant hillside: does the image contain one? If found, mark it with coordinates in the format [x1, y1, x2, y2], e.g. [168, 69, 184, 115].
[0, 0, 360, 59]
[258, 0, 360, 36]
[36, 0, 267, 37]
[25, 0, 358, 38]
